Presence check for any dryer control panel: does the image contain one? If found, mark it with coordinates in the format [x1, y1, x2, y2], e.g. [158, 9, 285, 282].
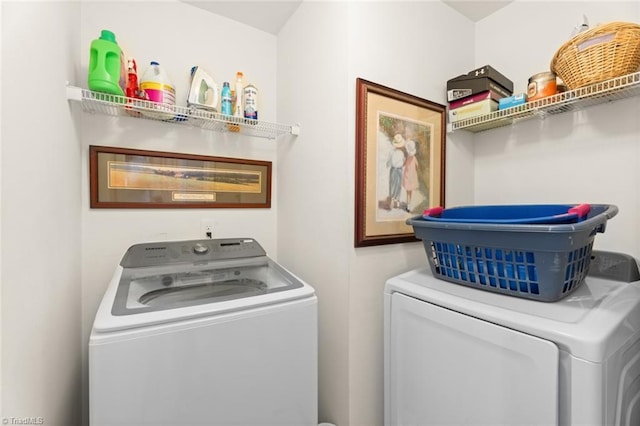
[120, 238, 267, 268]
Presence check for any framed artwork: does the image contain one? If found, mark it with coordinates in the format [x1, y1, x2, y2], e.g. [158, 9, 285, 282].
[355, 78, 446, 247]
[89, 146, 271, 208]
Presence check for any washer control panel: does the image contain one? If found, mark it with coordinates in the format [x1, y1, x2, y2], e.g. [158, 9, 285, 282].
[120, 238, 267, 268]
[192, 243, 209, 254]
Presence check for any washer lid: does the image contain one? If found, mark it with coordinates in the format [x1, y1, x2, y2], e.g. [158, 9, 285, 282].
[92, 239, 315, 333]
[112, 255, 302, 316]
[385, 267, 640, 362]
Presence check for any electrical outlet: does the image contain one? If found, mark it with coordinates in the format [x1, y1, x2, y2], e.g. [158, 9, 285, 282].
[200, 219, 216, 239]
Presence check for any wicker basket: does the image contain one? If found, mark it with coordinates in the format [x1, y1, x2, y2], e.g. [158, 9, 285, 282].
[551, 21, 640, 89]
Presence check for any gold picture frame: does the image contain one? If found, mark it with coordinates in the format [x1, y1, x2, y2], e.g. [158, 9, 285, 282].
[355, 78, 445, 247]
[90, 146, 271, 208]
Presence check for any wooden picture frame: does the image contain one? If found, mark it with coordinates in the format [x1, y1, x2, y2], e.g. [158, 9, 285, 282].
[89, 146, 271, 209]
[355, 78, 446, 247]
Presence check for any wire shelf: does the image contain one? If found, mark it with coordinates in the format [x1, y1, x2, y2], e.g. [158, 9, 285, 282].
[66, 86, 300, 140]
[448, 71, 640, 133]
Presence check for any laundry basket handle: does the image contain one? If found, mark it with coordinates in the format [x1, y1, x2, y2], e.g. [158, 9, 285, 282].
[568, 203, 591, 219]
[422, 206, 444, 218]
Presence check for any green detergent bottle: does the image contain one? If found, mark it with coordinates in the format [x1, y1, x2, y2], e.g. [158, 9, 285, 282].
[88, 30, 125, 96]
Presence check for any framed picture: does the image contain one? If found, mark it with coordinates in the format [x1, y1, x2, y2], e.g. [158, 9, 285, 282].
[89, 146, 271, 208]
[355, 78, 446, 247]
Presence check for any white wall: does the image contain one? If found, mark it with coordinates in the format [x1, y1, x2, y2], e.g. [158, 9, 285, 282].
[280, 1, 640, 425]
[0, 0, 4, 419]
[474, 1, 640, 258]
[1, 1, 82, 425]
[78, 2, 280, 423]
[3, 2, 639, 426]
[277, 3, 351, 424]
[346, 3, 474, 425]
[278, 1, 475, 425]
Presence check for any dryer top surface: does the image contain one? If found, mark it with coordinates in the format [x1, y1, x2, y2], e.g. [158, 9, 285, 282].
[385, 267, 640, 361]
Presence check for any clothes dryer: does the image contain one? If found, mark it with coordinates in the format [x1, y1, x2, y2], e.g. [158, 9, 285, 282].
[384, 251, 640, 426]
[90, 238, 317, 426]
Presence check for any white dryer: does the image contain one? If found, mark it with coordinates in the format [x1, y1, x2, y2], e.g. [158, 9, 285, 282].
[384, 251, 640, 426]
[90, 238, 317, 426]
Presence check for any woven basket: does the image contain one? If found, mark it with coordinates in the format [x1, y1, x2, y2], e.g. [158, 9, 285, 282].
[551, 21, 640, 89]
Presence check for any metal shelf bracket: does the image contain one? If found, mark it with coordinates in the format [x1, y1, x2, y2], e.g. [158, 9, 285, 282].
[66, 85, 300, 140]
[449, 71, 640, 133]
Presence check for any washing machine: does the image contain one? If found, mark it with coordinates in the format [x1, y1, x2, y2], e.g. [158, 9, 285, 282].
[89, 238, 317, 426]
[384, 251, 640, 426]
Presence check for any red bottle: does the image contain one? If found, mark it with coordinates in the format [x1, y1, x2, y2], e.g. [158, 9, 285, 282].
[126, 58, 140, 98]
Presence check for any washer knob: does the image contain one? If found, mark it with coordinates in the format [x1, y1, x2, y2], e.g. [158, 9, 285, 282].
[193, 243, 209, 254]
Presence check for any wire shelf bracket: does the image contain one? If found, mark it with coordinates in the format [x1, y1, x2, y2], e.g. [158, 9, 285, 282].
[448, 71, 640, 133]
[66, 85, 300, 140]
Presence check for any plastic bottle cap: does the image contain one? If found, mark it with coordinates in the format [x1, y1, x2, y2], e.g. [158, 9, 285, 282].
[150, 61, 159, 66]
[237, 72, 243, 78]
[100, 30, 116, 43]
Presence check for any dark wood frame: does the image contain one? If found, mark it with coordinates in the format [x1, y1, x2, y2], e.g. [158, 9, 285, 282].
[355, 78, 446, 247]
[90, 146, 271, 209]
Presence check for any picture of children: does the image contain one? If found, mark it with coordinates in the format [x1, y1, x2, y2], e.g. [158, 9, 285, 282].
[388, 133, 406, 209]
[402, 126, 419, 212]
[355, 78, 445, 247]
[376, 113, 433, 221]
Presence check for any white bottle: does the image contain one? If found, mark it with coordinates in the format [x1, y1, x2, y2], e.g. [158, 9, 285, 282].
[243, 83, 258, 120]
[234, 71, 243, 117]
[139, 61, 175, 119]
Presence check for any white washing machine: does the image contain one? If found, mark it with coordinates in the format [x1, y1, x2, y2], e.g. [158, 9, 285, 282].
[384, 251, 640, 426]
[90, 238, 317, 426]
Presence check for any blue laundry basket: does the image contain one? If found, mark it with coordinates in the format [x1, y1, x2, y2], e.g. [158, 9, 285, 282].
[407, 204, 618, 302]
[421, 203, 592, 224]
